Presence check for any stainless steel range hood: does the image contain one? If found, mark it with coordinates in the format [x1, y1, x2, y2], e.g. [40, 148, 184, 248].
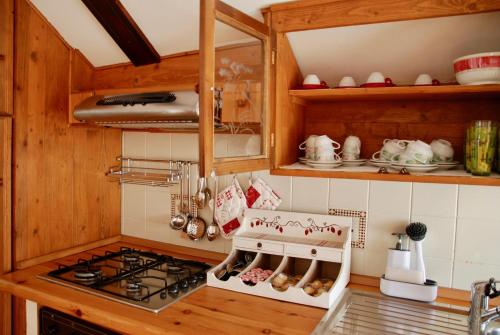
[73, 91, 200, 128]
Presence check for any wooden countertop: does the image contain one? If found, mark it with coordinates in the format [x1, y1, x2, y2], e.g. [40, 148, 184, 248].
[0, 239, 326, 335]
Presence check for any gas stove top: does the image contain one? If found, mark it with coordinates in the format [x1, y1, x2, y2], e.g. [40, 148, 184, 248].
[38, 247, 212, 313]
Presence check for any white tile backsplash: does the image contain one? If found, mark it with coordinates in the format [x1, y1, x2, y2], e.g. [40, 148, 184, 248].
[412, 183, 458, 218]
[291, 176, 329, 214]
[453, 261, 500, 290]
[455, 217, 500, 266]
[329, 178, 369, 211]
[121, 131, 500, 291]
[458, 185, 500, 220]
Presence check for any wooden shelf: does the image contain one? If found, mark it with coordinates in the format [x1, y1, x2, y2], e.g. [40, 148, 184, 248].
[289, 84, 500, 102]
[271, 163, 500, 186]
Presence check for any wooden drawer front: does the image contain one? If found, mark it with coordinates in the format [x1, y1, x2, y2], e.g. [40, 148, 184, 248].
[285, 244, 342, 262]
[233, 238, 283, 255]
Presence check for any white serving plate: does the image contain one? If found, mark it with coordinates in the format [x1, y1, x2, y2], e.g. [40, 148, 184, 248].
[306, 162, 342, 169]
[436, 161, 460, 171]
[341, 159, 366, 167]
[390, 163, 439, 173]
[368, 159, 390, 167]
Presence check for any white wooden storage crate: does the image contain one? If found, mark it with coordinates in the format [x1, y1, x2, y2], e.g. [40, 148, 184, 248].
[207, 209, 352, 308]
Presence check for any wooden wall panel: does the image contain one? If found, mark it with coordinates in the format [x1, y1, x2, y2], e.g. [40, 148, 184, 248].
[70, 49, 95, 92]
[0, 0, 14, 116]
[92, 43, 262, 93]
[304, 99, 500, 162]
[0, 118, 12, 335]
[273, 33, 304, 168]
[13, 0, 121, 264]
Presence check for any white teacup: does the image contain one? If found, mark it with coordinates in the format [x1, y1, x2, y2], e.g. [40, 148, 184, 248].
[414, 74, 440, 86]
[430, 139, 454, 162]
[372, 139, 406, 161]
[315, 135, 341, 150]
[342, 135, 361, 160]
[314, 135, 341, 162]
[303, 74, 321, 85]
[316, 149, 341, 162]
[338, 76, 357, 87]
[299, 135, 318, 160]
[366, 72, 385, 83]
[403, 140, 434, 164]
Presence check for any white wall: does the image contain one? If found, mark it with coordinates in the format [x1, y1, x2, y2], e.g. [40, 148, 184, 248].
[122, 131, 500, 290]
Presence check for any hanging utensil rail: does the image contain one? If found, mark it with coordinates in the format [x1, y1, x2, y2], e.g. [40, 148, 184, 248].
[106, 156, 197, 187]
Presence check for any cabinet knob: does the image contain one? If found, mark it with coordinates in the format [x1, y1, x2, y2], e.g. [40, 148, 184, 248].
[311, 249, 317, 256]
[257, 242, 262, 249]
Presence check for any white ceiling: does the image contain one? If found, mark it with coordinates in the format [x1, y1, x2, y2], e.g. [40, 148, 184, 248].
[288, 12, 500, 86]
[29, 0, 290, 67]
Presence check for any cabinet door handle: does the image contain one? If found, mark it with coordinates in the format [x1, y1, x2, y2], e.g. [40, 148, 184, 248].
[311, 249, 317, 257]
[257, 242, 262, 249]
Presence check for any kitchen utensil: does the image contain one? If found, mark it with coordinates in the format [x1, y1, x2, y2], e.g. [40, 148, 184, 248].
[454, 52, 500, 85]
[170, 162, 188, 230]
[207, 176, 220, 241]
[194, 177, 211, 209]
[470, 120, 497, 176]
[186, 163, 207, 240]
[406, 222, 427, 284]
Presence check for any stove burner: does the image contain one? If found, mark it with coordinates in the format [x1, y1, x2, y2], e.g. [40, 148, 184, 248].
[126, 282, 142, 293]
[123, 252, 141, 265]
[74, 265, 102, 282]
[167, 266, 187, 275]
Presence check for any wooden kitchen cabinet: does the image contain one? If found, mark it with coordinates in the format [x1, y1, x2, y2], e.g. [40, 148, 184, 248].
[0, 0, 14, 116]
[199, 0, 273, 177]
[265, 0, 500, 187]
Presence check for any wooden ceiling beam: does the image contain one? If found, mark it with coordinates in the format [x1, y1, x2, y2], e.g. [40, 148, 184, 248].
[81, 0, 160, 66]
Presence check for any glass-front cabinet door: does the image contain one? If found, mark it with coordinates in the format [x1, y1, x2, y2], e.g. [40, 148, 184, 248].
[199, 0, 272, 177]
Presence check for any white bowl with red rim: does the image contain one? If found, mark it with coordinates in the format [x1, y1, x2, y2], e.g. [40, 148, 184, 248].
[453, 52, 500, 85]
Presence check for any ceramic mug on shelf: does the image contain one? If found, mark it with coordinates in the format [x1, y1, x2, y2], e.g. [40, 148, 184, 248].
[372, 139, 406, 161]
[338, 76, 357, 88]
[414, 74, 440, 86]
[342, 135, 361, 160]
[400, 140, 434, 164]
[299, 135, 318, 160]
[430, 139, 454, 162]
[303, 74, 321, 85]
[315, 135, 341, 162]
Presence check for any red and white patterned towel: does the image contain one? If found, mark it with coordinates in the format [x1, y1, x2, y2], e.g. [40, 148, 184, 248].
[214, 178, 248, 238]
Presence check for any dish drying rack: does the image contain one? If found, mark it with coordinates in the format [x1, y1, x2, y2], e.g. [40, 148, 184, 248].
[106, 157, 197, 187]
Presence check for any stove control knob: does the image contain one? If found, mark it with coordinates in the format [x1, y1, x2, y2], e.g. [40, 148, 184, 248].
[47, 325, 59, 335]
[168, 284, 179, 295]
[196, 272, 207, 280]
[160, 290, 167, 299]
[188, 276, 198, 286]
[180, 279, 189, 289]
